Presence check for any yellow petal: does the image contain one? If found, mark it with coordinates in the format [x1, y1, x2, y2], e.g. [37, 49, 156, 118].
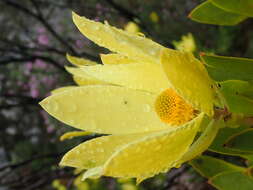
[100, 53, 137, 65]
[161, 49, 215, 116]
[51, 86, 77, 95]
[82, 167, 103, 181]
[59, 131, 93, 141]
[60, 132, 151, 169]
[40, 85, 168, 134]
[72, 12, 162, 64]
[80, 62, 170, 93]
[67, 54, 97, 66]
[103, 113, 204, 182]
[65, 66, 107, 86]
[179, 117, 221, 163]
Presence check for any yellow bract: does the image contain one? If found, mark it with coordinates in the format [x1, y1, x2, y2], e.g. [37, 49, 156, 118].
[161, 49, 215, 116]
[72, 12, 163, 64]
[40, 85, 168, 134]
[100, 53, 137, 65]
[67, 54, 97, 66]
[65, 66, 107, 86]
[79, 62, 170, 93]
[59, 131, 93, 141]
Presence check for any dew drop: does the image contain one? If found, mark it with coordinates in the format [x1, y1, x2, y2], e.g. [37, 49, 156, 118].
[68, 119, 76, 125]
[144, 104, 151, 112]
[137, 32, 145, 37]
[149, 50, 156, 55]
[94, 25, 100, 30]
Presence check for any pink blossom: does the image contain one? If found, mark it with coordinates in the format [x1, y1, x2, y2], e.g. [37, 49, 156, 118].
[94, 16, 100, 22]
[37, 27, 45, 33]
[34, 59, 46, 69]
[38, 34, 49, 45]
[42, 76, 55, 87]
[75, 39, 83, 48]
[24, 62, 33, 75]
[47, 126, 54, 133]
[30, 87, 39, 98]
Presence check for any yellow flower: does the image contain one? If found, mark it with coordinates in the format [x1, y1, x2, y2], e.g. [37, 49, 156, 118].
[40, 12, 220, 183]
[173, 33, 196, 53]
[124, 22, 140, 34]
[149, 11, 159, 23]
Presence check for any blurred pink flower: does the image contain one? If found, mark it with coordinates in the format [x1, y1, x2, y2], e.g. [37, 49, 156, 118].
[75, 39, 83, 48]
[30, 87, 39, 98]
[38, 34, 49, 45]
[24, 62, 33, 75]
[42, 76, 55, 87]
[37, 27, 45, 33]
[34, 59, 47, 69]
[47, 126, 54, 133]
[94, 16, 100, 22]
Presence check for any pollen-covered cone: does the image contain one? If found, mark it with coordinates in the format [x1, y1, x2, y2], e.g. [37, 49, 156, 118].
[40, 13, 218, 183]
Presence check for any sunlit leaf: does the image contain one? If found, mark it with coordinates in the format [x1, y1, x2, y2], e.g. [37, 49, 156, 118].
[212, 0, 253, 17]
[210, 172, 253, 190]
[219, 80, 253, 116]
[190, 155, 245, 178]
[201, 54, 253, 82]
[225, 128, 253, 153]
[209, 125, 251, 156]
[189, 1, 246, 25]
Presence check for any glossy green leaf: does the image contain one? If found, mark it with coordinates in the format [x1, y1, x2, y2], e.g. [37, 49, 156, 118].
[212, 0, 253, 17]
[189, 1, 246, 26]
[190, 155, 245, 178]
[219, 80, 253, 116]
[210, 171, 253, 190]
[201, 54, 253, 82]
[225, 129, 253, 153]
[209, 125, 251, 156]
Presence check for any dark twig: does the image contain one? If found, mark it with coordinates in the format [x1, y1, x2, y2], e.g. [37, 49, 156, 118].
[2, 0, 77, 55]
[0, 152, 64, 172]
[104, 0, 151, 35]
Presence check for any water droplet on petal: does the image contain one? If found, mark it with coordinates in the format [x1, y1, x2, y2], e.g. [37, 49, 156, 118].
[144, 104, 151, 112]
[68, 119, 76, 125]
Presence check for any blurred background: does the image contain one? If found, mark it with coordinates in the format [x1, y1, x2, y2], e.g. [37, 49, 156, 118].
[1, 0, 253, 189]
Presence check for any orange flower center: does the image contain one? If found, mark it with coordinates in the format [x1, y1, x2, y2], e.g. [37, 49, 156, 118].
[155, 89, 195, 126]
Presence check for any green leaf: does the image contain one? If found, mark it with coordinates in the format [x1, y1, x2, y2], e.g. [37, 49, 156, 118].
[201, 54, 253, 82]
[190, 155, 245, 178]
[211, 0, 253, 17]
[209, 125, 251, 156]
[210, 171, 253, 190]
[225, 129, 253, 153]
[219, 80, 253, 116]
[189, 1, 246, 26]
